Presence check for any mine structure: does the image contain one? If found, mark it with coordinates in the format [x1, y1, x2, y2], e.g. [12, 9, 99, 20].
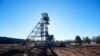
[25, 13, 57, 56]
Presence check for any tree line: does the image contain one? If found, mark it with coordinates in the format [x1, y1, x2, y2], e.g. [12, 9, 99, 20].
[75, 35, 100, 45]
[0, 36, 25, 44]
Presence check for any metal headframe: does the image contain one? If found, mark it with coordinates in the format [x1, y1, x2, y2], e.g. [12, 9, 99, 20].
[27, 13, 50, 47]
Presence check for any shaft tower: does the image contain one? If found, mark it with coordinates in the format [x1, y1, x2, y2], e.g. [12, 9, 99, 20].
[26, 13, 50, 47]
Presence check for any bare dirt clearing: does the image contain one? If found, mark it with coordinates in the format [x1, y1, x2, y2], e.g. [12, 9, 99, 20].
[54, 46, 100, 56]
[0, 45, 100, 56]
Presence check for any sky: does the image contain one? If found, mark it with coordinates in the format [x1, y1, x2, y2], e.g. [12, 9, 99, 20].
[0, 0, 100, 40]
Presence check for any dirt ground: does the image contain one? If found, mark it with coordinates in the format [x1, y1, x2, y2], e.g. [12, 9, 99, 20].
[54, 46, 100, 56]
[0, 44, 100, 56]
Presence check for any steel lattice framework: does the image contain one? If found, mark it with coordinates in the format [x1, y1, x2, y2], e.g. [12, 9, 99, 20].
[26, 13, 50, 47]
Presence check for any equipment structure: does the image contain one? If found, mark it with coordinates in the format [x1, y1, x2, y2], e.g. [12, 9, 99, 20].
[26, 13, 54, 48]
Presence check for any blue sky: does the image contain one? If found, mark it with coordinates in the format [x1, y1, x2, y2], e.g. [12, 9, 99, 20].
[0, 0, 100, 40]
